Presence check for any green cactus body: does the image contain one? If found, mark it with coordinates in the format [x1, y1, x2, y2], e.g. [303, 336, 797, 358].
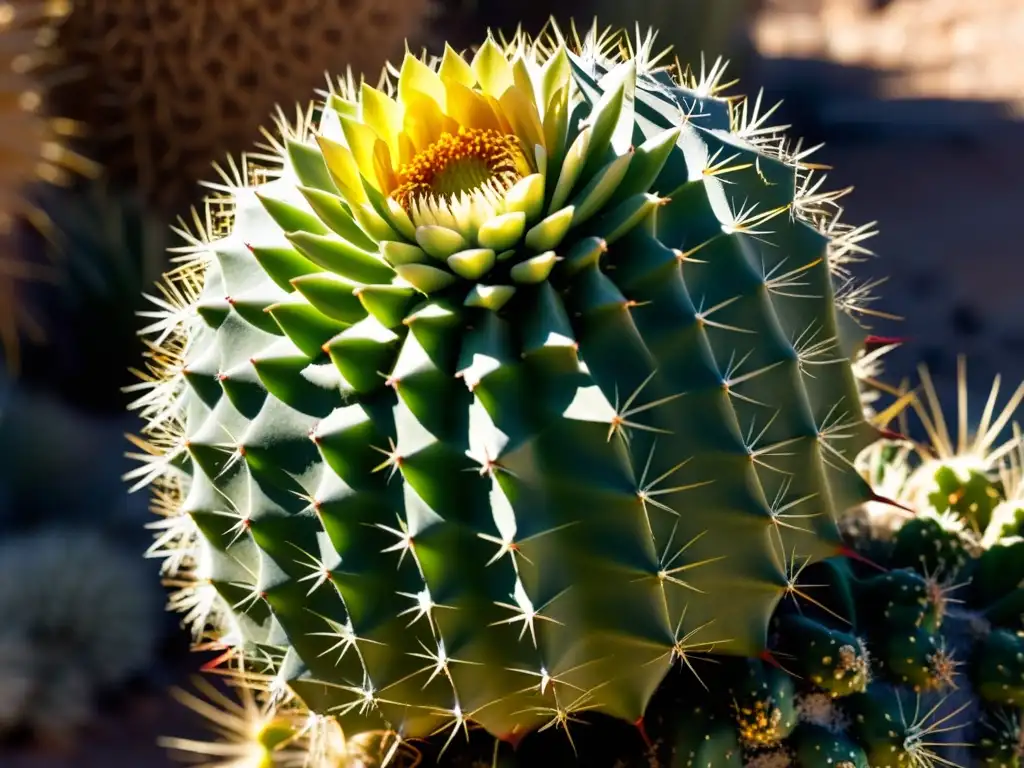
[772, 614, 870, 697]
[971, 541, 1024, 609]
[848, 685, 939, 768]
[977, 706, 1024, 768]
[975, 630, 1024, 707]
[129, 24, 885, 750]
[876, 625, 957, 693]
[791, 722, 869, 768]
[669, 705, 744, 768]
[927, 465, 1001, 535]
[852, 568, 936, 633]
[990, 504, 1024, 544]
[890, 515, 969, 580]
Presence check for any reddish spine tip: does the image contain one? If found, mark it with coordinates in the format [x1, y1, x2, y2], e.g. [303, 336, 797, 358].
[878, 428, 911, 442]
[225, 296, 235, 305]
[865, 335, 910, 346]
[216, 373, 228, 381]
[244, 242, 255, 252]
[867, 491, 916, 516]
[634, 717, 653, 749]
[759, 649, 785, 670]
[836, 545, 889, 572]
[200, 649, 236, 672]
[237, 445, 247, 456]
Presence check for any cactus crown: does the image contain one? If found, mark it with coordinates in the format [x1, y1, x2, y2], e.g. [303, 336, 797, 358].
[128, 20, 886, 754]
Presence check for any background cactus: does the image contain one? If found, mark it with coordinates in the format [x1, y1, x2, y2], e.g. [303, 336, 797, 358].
[129, 20, 898, 764]
[0, 526, 161, 749]
[0, 0, 95, 371]
[42, 0, 441, 215]
[7, 177, 173, 414]
[586, 0, 762, 79]
[848, 357, 1024, 552]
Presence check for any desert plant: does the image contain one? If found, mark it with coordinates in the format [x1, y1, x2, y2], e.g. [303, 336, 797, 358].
[0, 0, 95, 371]
[126, 19, 909, 765]
[10, 176, 176, 413]
[0, 526, 161, 748]
[42, 0, 441, 214]
[584, 1, 761, 78]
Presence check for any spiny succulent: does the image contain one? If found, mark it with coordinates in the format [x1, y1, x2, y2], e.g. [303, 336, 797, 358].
[44, 0, 440, 214]
[0, 0, 95, 371]
[0, 526, 160, 747]
[127, 19, 895, 763]
[587, 0, 759, 78]
[11, 177, 176, 413]
[850, 357, 1024, 551]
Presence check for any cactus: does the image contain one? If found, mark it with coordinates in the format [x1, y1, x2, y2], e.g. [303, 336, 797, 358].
[127, 20, 901, 764]
[0, 526, 161, 747]
[11, 177, 175, 413]
[584, 1, 757, 77]
[0, 0, 95, 371]
[848, 357, 1024, 554]
[43, 0, 440, 213]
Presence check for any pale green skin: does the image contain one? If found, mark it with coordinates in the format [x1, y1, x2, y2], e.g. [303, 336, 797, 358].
[151, 42, 879, 742]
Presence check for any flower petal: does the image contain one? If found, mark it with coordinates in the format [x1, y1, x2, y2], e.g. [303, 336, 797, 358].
[339, 115, 385, 192]
[499, 85, 545, 154]
[398, 52, 447, 110]
[400, 88, 450, 152]
[360, 83, 403, 158]
[471, 36, 514, 98]
[372, 138, 397, 194]
[438, 43, 477, 88]
[314, 134, 368, 205]
[443, 79, 502, 133]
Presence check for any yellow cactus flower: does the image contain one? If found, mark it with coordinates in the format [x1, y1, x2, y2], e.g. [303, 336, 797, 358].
[295, 25, 671, 310]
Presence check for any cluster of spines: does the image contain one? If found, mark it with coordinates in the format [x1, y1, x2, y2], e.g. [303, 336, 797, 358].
[668, 512, 1024, 767]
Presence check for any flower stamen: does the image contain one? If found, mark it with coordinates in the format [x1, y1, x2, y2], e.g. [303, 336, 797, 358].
[392, 126, 528, 210]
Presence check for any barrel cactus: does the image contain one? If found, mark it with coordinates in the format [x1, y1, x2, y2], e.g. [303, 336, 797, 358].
[44, 0, 439, 213]
[129, 21, 896, 764]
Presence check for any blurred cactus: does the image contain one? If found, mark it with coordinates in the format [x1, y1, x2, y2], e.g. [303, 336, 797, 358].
[584, 0, 762, 74]
[0, 0, 96, 372]
[43, 0, 441, 214]
[10, 177, 175, 413]
[0, 376, 156, 539]
[0, 526, 160, 748]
